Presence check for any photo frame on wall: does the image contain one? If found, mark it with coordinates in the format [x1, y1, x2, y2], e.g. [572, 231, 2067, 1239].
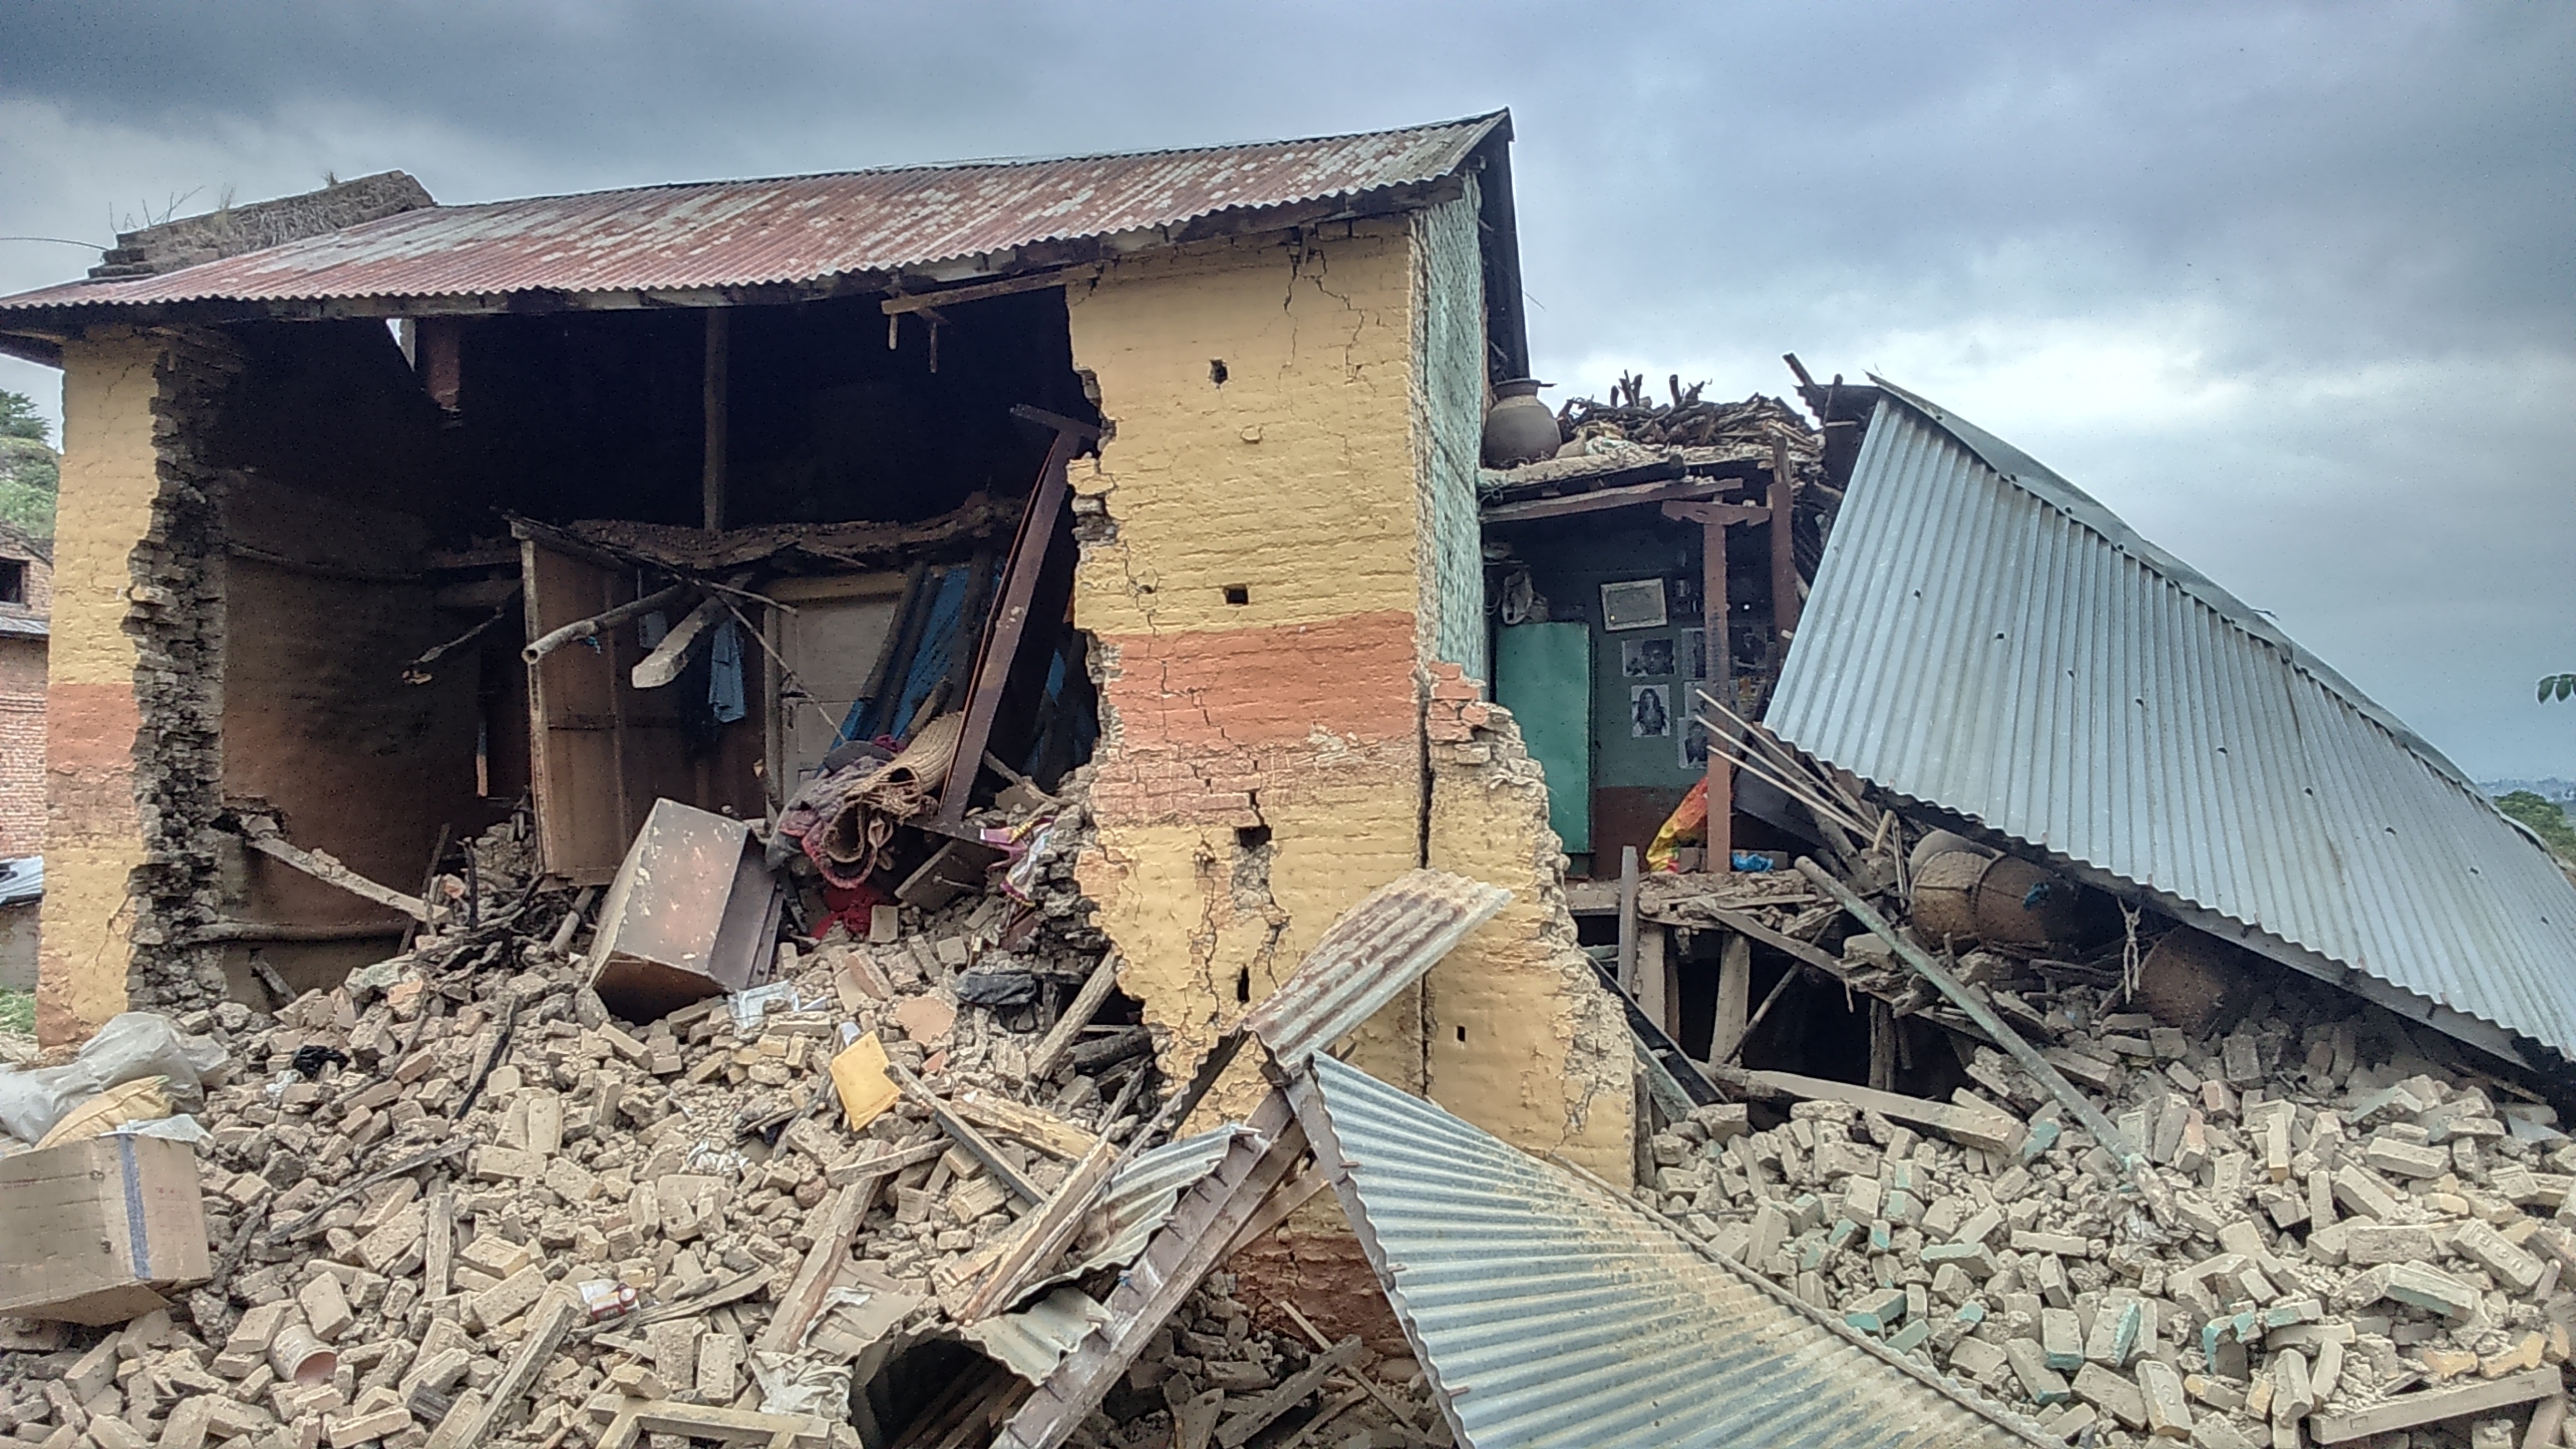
[1620, 637, 1675, 678]
[1600, 578, 1667, 632]
[1630, 683, 1671, 738]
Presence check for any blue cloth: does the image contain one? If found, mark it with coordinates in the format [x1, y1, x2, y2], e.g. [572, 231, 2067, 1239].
[708, 618, 745, 724]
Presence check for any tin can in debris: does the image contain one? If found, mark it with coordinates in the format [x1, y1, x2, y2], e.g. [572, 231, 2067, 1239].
[576, 1279, 639, 1321]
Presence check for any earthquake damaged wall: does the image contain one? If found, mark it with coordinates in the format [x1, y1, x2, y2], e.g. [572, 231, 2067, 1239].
[37, 325, 239, 1040]
[1065, 224, 1431, 1346]
[1423, 664, 1636, 1185]
[1064, 222, 1432, 1105]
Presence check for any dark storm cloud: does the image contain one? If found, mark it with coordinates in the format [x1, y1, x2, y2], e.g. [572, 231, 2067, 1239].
[1, 0, 2569, 773]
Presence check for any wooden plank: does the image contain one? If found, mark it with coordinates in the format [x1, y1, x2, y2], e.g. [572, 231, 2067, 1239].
[1215, 1337, 1364, 1448]
[1635, 925, 1674, 1039]
[631, 595, 729, 690]
[1478, 475, 1713, 524]
[1615, 847, 1640, 993]
[952, 1090, 1100, 1163]
[892, 1064, 1044, 1205]
[1710, 932, 1751, 1063]
[598, 1398, 832, 1449]
[2305, 1367, 2558, 1443]
[933, 411, 1090, 830]
[957, 1138, 1117, 1324]
[241, 827, 428, 922]
[456, 1290, 577, 1442]
[1768, 435, 1803, 652]
[752, 1174, 881, 1354]
[1678, 900, 1848, 979]
[1712, 1066, 2023, 1154]
[1798, 860, 2147, 1173]
[881, 267, 1097, 315]
[1027, 954, 1121, 1080]
[1701, 513, 1734, 865]
[1662, 500, 1769, 527]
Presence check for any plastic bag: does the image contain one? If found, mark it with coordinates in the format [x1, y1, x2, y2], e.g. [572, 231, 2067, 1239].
[0, 1012, 229, 1146]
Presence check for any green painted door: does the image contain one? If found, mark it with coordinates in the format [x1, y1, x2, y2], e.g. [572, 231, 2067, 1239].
[1495, 622, 1592, 853]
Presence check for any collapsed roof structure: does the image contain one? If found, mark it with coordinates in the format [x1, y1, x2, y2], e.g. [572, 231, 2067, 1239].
[2, 109, 2574, 1449]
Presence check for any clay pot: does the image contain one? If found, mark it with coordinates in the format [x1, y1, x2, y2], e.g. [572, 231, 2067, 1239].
[1481, 379, 1560, 468]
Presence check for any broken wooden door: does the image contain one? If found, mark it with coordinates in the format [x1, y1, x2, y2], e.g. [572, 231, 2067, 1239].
[520, 534, 705, 884]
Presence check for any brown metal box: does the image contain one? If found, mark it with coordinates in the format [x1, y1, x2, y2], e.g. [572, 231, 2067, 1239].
[586, 799, 785, 1022]
[0, 1134, 210, 1325]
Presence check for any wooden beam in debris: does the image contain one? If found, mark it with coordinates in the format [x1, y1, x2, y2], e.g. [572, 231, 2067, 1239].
[2305, 1367, 2559, 1444]
[1478, 476, 1719, 524]
[1711, 1065, 2022, 1154]
[1661, 500, 1770, 528]
[1767, 432, 1803, 652]
[239, 821, 430, 922]
[522, 581, 691, 664]
[933, 407, 1098, 831]
[628, 594, 729, 690]
[1798, 860, 2164, 1198]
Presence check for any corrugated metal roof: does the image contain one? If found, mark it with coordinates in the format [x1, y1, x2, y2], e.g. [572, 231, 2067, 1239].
[1243, 869, 1512, 1071]
[961, 1287, 1114, 1383]
[0, 114, 1506, 314]
[1768, 383, 2576, 1061]
[1298, 1053, 2047, 1449]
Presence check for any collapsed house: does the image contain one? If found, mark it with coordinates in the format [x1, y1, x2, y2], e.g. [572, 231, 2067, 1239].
[2, 109, 2576, 1449]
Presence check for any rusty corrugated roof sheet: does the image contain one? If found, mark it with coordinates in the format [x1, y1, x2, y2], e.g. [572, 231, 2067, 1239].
[1300, 1052, 2051, 1449]
[1243, 869, 1512, 1071]
[0, 114, 1507, 315]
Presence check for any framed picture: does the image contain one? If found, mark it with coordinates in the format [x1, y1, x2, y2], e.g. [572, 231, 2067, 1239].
[1630, 683, 1671, 739]
[1681, 628, 1707, 679]
[1679, 707, 1711, 772]
[1599, 578, 1667, 632]
[1620, 637, 1674, 678]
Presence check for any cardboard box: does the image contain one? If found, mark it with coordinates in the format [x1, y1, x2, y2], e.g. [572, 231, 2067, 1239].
[0, 1134, 210, 1324]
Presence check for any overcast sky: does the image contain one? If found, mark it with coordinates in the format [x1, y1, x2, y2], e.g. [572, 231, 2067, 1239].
[2, 1, 2569, 778]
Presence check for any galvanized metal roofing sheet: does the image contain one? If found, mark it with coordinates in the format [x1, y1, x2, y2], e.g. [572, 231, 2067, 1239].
[0, 114, 1505, 313]
[1298, 1053, 2045, 1449]
[1768, 383, 2576, 1060]
[1243, 869, 1511, 1072]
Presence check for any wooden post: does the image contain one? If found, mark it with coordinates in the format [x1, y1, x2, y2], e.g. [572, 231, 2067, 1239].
[1616, 846, 1640, 993]
[701, 310, 729, 533]
[1710, 931, 1752, 1064]
[1769, 435, 1801, 656]
[1636, 925, 1674, 1038]
[1868, 1001, 1898, 1092]
[1703, 515, 1733, 866]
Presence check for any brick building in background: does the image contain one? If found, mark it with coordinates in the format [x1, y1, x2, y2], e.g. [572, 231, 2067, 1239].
[0, 521, 49, 859]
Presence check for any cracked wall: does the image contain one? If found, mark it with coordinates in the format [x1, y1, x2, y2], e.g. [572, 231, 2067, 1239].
[1065, 222, 1431, 1110]
[1423, 663, 1636, 1184]
[37, 325, 238, 1041]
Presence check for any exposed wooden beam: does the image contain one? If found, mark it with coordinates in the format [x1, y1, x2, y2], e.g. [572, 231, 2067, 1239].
[883, 266, 1097, 315]
[1479, 476, 1725, 524]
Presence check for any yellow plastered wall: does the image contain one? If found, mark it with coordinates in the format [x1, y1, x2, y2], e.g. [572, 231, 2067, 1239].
[1066, 225, 1430, 1113]
[1425, 716, 1636, 1183]
[37, 329, 165, 1041]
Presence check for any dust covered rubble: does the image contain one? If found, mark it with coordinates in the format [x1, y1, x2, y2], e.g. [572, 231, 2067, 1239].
[0, 795, 1433, 1449]
[1647, 967, 2576, 1448]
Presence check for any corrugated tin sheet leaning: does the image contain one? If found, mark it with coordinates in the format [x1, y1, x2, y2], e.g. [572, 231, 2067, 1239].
[1298, 1052, 2047, 1449]
[1767, 382, 2576, 1062]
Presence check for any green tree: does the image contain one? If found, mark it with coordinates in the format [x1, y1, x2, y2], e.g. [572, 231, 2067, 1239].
[0, 390, 55, 539]
[2544, 674, 2576, 703]
[2496, 791, 2576, 863]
